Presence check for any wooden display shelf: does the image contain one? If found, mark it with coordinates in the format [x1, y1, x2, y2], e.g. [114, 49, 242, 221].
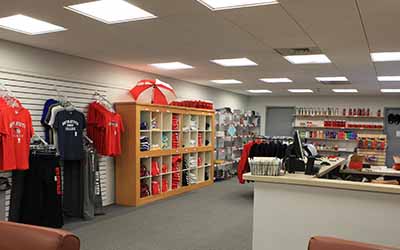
[115, 102, 215, 207]
[294, 126, 384, 131]
[294, 115, 383, 119]
[303, 137, 357, 142]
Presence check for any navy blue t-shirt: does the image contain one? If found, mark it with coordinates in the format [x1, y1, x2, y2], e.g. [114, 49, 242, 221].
[54, 110, 86, 160]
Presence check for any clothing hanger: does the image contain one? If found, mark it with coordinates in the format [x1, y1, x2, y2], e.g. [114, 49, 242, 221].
[94, 91, 115, 112]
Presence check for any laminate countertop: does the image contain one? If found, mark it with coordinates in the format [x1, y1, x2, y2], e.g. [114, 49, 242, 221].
[243, 173, 400, 194]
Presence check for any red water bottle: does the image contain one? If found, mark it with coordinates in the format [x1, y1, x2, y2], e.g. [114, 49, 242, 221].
[377, 109, 381, 117]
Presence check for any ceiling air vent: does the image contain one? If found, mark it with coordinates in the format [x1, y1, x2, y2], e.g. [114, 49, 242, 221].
[274, 47, 323, 56]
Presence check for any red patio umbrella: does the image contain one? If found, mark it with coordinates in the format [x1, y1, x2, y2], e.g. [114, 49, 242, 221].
[130, 79, 177, 105]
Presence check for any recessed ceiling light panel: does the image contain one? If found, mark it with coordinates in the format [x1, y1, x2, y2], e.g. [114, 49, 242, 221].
[150, 62, 193, 70]
[316, 77, 348, 82]
[377, 76, 400, 81]
[210, 58, 258, 67]
[332, 89, 358, 93]
[288, 89, 313, 93]
[197, 0, 278, 11]
[65, 0, 157, 24]
[259, 78, 292, 83]
[371, 52, 400, 62]
[284, 54, 331, 64]
[0, 14, 66, 35]
[211, 79, 242, 84]
[247, 89, 272, 93]
[381, 89, 400, 93]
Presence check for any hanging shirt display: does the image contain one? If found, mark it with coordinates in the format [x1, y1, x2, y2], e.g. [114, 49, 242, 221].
[0, 102, 34, 171]
[53, 110, 86, 160]
[87, 101, 124, 156]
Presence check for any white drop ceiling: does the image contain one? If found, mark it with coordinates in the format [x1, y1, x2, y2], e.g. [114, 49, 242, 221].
[0, 0, 399, 96]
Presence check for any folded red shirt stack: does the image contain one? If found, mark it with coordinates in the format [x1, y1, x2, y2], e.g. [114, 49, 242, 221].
[151, 161, 160, 176]
[162, 179, 168, 192]
[152, 181, 160, 195]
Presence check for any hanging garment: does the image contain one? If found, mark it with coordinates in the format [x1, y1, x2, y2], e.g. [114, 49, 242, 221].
[63, 160, 83, 218]
[87, 102, 124, 156]
[9, 152, 63, 228]
[53, 110, 86, 160]
[81, 144, 104, 220]
[0, 104, 34, 171]
[41, 99, 59, 143]
[237, 141, 255, 184]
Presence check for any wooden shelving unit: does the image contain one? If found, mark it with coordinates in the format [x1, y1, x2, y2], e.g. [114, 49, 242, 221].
[115, 102, 215, 206]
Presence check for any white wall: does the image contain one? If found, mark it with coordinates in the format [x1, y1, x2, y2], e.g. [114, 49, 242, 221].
[247, 96, 400, 135]
[0, 39, 248, 109]
[0, 38, 248, 205]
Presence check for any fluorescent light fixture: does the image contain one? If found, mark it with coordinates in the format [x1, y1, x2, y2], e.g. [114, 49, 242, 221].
[65, 0, 157, 24]
[381, 89, 400, 93]
[211, 79, 242, 84]
[332, 89, 358, 93]
[247, 89, 272, 93]
[315, 77, 348, 82]
[259, 78, 292, 83]
[0, 14, 66, 35]
[288, 89, 313, 93]
[377, 76, 400, 81]
[150, 62, 193, 70]
[284, 54, 331, 64]
[197, 0, 278, 11]
[210, 58, 258, 67]
[371, 52, 400, 62]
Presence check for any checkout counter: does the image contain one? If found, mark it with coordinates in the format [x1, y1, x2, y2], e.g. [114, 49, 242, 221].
[245, 152, 400, 250]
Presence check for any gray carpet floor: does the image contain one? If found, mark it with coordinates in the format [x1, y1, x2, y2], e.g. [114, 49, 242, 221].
[65, 179, 254, 250]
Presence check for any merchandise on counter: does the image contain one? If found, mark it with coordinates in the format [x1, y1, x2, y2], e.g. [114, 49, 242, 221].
[237, 137, 290, 184]
[249, 157, 282, 176]
[87, 101, 124, 156]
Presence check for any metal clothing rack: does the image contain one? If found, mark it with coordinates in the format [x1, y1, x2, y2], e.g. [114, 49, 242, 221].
[93, 91, 114, 112]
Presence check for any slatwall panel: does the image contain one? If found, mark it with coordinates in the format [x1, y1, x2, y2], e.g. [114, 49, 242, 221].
[0, 70, 129, 220]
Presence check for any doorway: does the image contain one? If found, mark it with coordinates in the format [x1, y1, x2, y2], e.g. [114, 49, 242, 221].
[265, 107, 295, 137]
[384, 108, 400, 167]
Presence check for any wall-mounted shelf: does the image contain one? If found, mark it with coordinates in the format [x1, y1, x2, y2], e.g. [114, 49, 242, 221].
[294, 126, 384, 131]
[294, 115, 383, 119]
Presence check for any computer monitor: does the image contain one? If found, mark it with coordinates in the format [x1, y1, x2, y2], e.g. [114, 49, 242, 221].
[292, 130, 304, 159]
